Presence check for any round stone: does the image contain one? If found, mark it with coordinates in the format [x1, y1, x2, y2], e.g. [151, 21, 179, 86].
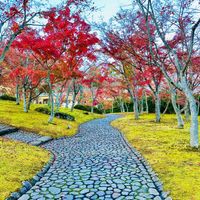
[118, 184, 125, 190]
[112, 193, 121, 198]
[49, 187, 61, 195]
[18, 194, 30, 200]
[149, 188, 159, 196]
[154, 196, 162, 200]
[63, 195, 74, 200]
[113, 179, 124, 184]
[80, 189, 90, 194]
[97, 191, 105, 197]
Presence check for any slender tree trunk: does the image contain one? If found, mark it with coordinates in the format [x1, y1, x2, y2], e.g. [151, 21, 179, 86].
[181, 78, 199, 148]
[22, 86, 28, 113]
[139, 91, 144, 114]
[134, 96, 139, 120]
[162, 100, 170, 115]
[65, 84, 71, 108]
[27, 90, 32, 110]
[55, 94, 60, 113]
[71, 90, 76, 112]
[78, 86, 83, 104]
[91, 87, 94, 113]
[170, 86, 184, 128]
[91, 101, 94, 113]
[184, 100, 190, 121]
[47, 72, 55, 123]
[48, 89, 54, 123]
[128, 88, 139, 119]
[16, 84, 20, 105]
[140, 98, 144, 114]
[145, 92, 149, 114]
[155, 91, 161, 122]
[120, 100, 125, 112]
[125, 102, 129, 112]
[90, 83, 95, 113]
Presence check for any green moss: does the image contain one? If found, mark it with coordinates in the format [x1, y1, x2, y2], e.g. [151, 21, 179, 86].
[0, 138, 49, 200]
[0, 100, 103, 138]
[112, 113, 200, 200]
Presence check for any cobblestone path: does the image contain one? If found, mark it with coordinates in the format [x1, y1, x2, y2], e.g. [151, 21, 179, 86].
[2, 115, 169, 200]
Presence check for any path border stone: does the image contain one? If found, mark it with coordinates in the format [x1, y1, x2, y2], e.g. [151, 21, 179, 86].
[29, 136, 53, 146]
[7, 153, 55, 200]
[0, 125, 18, 136]
[110, 117, 171, 200]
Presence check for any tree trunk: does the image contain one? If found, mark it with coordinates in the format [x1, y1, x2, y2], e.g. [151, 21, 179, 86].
[140, 98, 144, 114]
[55, 94, 60, 113]
[120, 100, 125, 112]
[91, 101, 94, 113]
[181, 78, 199, 148]
[170, 86, 184, 128]
[134, 96, 139, 120]
[48, 89, 54, 123]
[90, 83, 95, 113]
[16, 84, 20, 105]
[125, 102, 129, 112]
[27, 90, 32, 110]
[22, 86, 28, 113]
[65, 84, 71, 108]
[70, 90, 76, 112]
[47, 72, 55, 123]
[155, 91, 161, 122]
[145, 92, 149, 114]
[128, 88, 139, 119]
[78, 86, 83, 104]
[184, 101, 190, 121]
[162, 100, 170, 115]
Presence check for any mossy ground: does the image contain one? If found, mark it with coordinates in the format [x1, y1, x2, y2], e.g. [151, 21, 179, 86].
[0, 138, 50, 200]
[0, 100, 103, 138]
[112, 113, 200, 200]
[0, 100, 103, 199]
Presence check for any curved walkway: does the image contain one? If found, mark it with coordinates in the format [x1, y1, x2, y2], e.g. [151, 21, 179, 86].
[3, 115, 169, 200]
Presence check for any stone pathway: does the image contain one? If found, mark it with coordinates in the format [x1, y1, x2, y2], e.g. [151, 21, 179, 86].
[0, 124, 18, 136]
[4, 130, 42, 143]
[1, 115, 170, 200]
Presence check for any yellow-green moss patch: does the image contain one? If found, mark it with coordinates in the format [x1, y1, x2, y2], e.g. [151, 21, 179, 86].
[0, 138, 50, 200]
[0, 100, 103, 138]
[112, 113, 200, 200]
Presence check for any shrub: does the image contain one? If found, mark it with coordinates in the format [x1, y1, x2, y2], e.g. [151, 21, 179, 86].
[74, 104, 103, 114]
[35, 107, 50, 115]
[0, 94, 16, 101]
[35, 107, 75, 121]
[55, 112, 75, 121]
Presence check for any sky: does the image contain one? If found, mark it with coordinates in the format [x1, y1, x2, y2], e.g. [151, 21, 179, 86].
[91, 0, 132, 22]
[49, 0, 132, 22]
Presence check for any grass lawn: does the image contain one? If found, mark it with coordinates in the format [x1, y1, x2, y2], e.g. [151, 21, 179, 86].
[0, 100, 102, 199]
[0, 137, 50, 200]
[112, 113, 200, 200]
[0, 100, 103, 138]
